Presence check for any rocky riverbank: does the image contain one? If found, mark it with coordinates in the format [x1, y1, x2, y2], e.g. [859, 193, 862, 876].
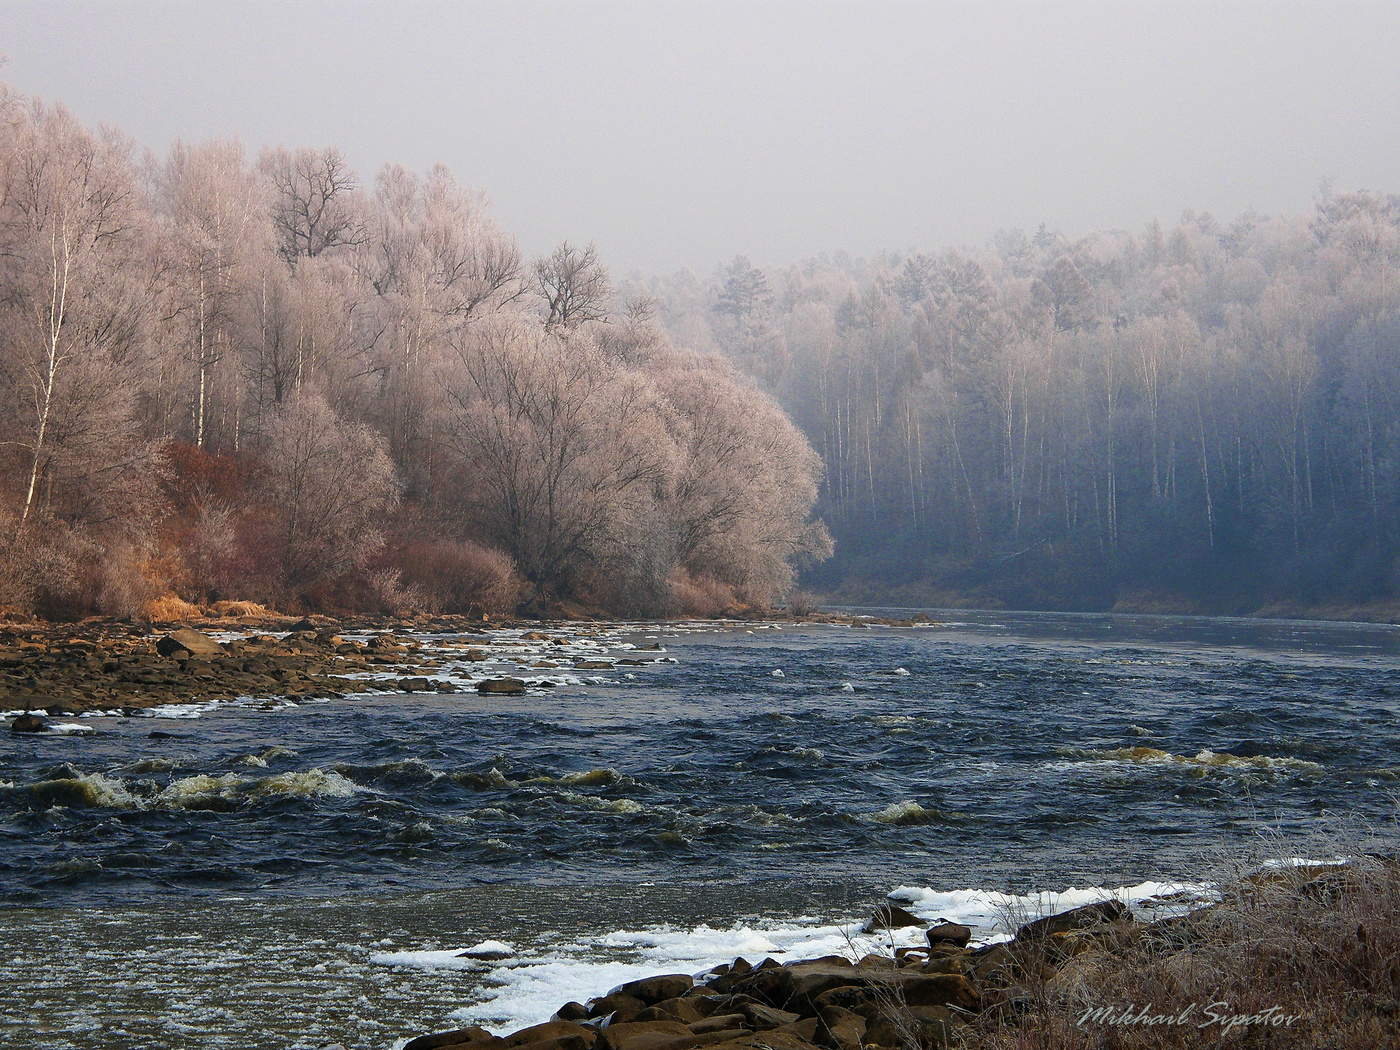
[397, 859, 1396, 1050]
[0, 613, 526, 721]
[2, 610, 936, 726]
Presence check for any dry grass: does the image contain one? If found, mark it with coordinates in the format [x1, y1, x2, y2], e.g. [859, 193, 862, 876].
[954, 849, 1400, 1049]
[139, 593, 204, 623]
[207, 599, 277, 619]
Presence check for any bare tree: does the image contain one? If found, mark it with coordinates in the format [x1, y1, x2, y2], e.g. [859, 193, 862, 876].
[257, 392, 399, 592]
[534, 241, 610, 328]
[260, 146, 366, 266]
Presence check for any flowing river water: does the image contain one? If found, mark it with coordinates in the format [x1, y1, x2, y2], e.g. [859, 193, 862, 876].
[2, 610, 1398, 1049]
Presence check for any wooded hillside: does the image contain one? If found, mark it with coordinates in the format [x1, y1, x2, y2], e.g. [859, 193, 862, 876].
[0, 85, 829, 619]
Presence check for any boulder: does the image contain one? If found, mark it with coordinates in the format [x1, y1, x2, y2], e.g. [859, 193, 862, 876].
[552, 1003, 590, 1022]
[865, 1009, 954, 1050]
[770, 1019, 819, 1042]
[403, 1028, 498, 1050]
[1015, 899, 1131, 941]
[10, 713, 46, 733]
[815, 1006, 866, 1050]
[701, 1033, 820, 1050]
[398, 677, 433, 692]
[155, 628, 224, 658]
[635, 998, 705, 1024]
[898, 973, 979, 1011]
[610, 974, 694, 1005]
[689, 1015, 749, 1035]
[598, 1020, 693, 1050]
[503, 1021, 597, 1049]
[477, 678, 527, 695]
[924, 921, 972, 948]
[586, 992, 646, 1023]
[740, 1003, 800, 1029]
[772, 958, 862, 1003]
[862, 903, 925, 932]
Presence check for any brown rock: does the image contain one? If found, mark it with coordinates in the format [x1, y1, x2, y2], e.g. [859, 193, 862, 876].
[611, 974, 695, 1005]
[689, 1015, 749, 1035]
[924, 922, 972, 948]
[587, 993, 646, 1023]
[10, 713, 46, 733]
[635, 998, 705, 1024]
[155, 628, 224, 658]
[1015, 899, 1131, 940]
[771, 1018, 819, 1041]
[403, 1028, 498, 1050]
[740, 1003, 800, 1029]
[702, 1033, 820, 1050]
[899, 973, 979, 1011]
[598, 1020, 693, 1050]
[503, 1021, 597, 1049]
[477, 678, 527, 695]
[861, 903, 925, 932]
[815, 1006, 866, 1050]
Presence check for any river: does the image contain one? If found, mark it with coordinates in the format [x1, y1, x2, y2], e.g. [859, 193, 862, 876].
[2, 610, 1397, 1048]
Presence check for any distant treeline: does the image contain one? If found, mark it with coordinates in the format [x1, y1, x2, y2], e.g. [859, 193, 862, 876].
[641, 196, 1400, 613]
[0, 84, 829, 619]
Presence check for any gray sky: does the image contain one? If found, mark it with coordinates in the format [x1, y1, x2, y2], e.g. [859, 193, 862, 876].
[6, 1, 1400, 274]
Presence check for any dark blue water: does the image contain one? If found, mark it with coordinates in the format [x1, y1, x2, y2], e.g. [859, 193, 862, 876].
[4, 612, 1398, 907]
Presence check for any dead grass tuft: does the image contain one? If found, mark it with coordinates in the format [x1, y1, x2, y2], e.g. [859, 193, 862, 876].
[140, 593, 204, 623]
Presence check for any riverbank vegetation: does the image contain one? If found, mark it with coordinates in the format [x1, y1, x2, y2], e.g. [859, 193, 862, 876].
[0, 83, 829, 621]
[642, 196, 1400, 615]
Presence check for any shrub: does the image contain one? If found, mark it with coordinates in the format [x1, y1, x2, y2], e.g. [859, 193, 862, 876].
[392, 539, 524, 614]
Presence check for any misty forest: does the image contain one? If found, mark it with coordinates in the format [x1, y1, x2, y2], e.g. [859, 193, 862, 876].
[3, 79, 1399, 621]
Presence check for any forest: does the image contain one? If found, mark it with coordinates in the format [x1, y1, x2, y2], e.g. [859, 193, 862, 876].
[0, 83, 829, 620]
[642, 195, 1400, 614]
[5, 76, 1399, 622]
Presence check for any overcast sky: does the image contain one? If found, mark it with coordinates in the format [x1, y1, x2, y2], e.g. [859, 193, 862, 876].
[6, 1, 1400, 275]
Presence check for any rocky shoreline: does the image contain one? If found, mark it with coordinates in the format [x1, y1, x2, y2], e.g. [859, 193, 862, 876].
[0, 614, 525, 722]
[396, 861, 1383, 1050]
[395, 897, 1162, 1050]
[2, 611, 938, 727]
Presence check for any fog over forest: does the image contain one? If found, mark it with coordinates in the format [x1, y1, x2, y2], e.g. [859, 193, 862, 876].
[641, 205, 1400, 613]
[2, 2, 1399, 619]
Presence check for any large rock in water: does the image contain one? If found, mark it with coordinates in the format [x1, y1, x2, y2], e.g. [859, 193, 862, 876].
[609, 974, 695, 1005]
[925, 920, 973, 947]
[10, 713, 46, 733]
[861, 903, 925, 932]
[1015, 899, 1131, 940]
[402, 1028, 497, 1050]
[477, 677, 527, 695]
[155, 628, 224, 658]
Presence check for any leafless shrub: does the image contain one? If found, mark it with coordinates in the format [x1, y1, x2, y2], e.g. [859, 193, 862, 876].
[393, 538, 524, 614]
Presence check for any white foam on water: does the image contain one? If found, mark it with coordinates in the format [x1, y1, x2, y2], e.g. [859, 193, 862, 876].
[377, 876, 1219, 1038]
[889, 879, 1214, 939]
[434, 918, 911, 1034]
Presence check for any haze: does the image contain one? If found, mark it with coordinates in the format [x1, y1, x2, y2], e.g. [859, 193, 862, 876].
[6, 0, 1400, 272]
